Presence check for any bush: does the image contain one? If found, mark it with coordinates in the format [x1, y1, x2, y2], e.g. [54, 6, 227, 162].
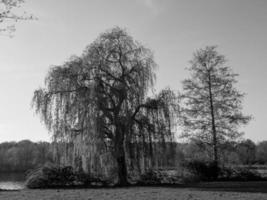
[138, 170, 161, 185]
[25, 168, 49, 188]
[219, 166, 265, 181]
[75, 171, 114, 187]
[25, 164, 75, 188]
[185, 161, 219, 181]
[137, 170, 182, 185]
[25, 164, 114, 189]
[184, 161, 266, 182]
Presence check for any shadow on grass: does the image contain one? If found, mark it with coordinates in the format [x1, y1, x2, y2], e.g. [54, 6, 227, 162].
[0, 189, 20, 192]
[189, 181, 267, 193]
[4, 181, 267, 194]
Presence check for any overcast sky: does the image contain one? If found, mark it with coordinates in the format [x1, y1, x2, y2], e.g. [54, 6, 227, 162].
[0, 0, 266, 142]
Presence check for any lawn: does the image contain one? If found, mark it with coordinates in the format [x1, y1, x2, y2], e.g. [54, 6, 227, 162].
[1, 182, 267, 200]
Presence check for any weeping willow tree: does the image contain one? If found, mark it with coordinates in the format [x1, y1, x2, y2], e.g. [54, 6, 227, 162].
[32, 27, 178, 185]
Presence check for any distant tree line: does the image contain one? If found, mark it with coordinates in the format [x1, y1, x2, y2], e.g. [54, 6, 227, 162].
[177, 139, 267, 166]
[1, 139, 267, 174]
[0, 140, 53, 173]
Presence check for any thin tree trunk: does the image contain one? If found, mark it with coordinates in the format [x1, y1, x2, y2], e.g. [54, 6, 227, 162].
[208, 71, 219, 176]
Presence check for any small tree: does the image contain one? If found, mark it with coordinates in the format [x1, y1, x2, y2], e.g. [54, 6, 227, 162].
[180, 46, 251, 173]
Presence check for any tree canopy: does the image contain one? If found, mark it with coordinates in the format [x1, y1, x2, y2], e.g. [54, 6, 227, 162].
[0, 0, 34, 35]
[179, 46, 251, 171]
[32, 27, 178, 185]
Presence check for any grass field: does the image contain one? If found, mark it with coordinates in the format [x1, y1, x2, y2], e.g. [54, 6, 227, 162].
[1, 182, 267, 200]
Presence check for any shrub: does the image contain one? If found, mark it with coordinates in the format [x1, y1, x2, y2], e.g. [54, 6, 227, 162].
[137, 170, 182, 185]
[75, 171, 114, 187]
[138, 170, 161, 185]
[25, 168, 49, 188]
[25, 164, 75, 188]
[185, 161, 219, 181]
[219, 166, 265, 181]
[25, 164, 115, 189]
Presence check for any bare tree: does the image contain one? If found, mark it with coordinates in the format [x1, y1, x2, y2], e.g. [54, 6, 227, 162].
[179, 46, 251, 173]
[32, 27, 178, 185]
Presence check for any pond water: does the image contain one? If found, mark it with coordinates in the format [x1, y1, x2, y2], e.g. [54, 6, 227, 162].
[0, 173, 25, 190]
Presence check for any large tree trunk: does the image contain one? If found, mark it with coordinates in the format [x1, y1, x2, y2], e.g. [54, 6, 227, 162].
[114, 129, 128, 186]
[116, 151, 128, 186]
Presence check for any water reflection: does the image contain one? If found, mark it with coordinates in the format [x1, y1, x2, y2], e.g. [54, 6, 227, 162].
[0, 173, 25, 190]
